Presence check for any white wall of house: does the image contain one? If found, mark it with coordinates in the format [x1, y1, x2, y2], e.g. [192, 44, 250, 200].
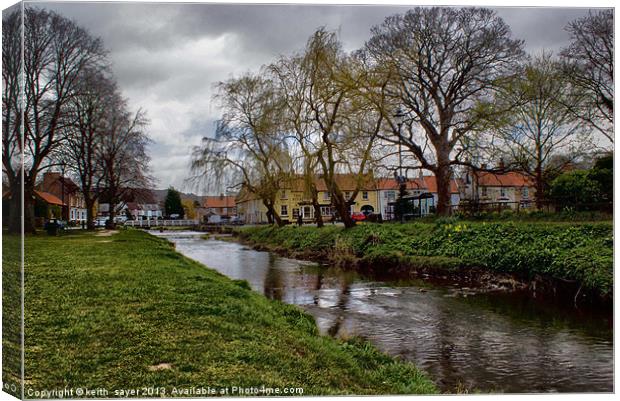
[237, 199, 268, 224]
[69, 207, 87, 222]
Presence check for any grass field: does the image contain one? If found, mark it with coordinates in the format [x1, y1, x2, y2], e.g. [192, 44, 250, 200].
[239, 221, 614, 298]
[12, 229, 436, 396]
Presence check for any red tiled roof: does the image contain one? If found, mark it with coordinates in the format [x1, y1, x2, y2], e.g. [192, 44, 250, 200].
[203, 196, 236, 208]
[376, 176, 461, 193]
[477, 172, 533, 187]
[34, 190, 65, 206]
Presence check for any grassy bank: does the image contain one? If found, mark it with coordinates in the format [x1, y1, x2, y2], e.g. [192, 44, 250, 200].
[238, 222, 613, 299]
[17, 229, 436, 396]
[2, 230, 22, 399]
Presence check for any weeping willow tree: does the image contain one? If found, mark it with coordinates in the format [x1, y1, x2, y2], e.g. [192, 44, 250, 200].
[268, 28, 385, 228]
[190, 73, 293, 226]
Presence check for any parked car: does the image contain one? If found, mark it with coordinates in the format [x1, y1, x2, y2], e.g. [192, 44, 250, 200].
[351, 212, 366, 222]
[207, 214, 222, 224]
[229, 216, 244, 225]
[94, 218, 108, 227]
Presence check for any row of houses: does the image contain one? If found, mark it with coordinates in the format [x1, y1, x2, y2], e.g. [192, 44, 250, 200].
[2, 172, 165, 225]
[4, 167, 535, 226]
[234, 169, 535, 224]
[3, 172, 239, 226]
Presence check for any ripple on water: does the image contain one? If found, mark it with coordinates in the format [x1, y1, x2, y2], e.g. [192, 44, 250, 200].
[159, 233, 613, 393]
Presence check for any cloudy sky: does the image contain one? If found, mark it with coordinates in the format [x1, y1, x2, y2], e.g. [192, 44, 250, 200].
[31, 1, 605, 194]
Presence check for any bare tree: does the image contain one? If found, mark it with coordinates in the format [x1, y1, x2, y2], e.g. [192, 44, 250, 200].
[363, 7, 524, 215]
[58, 69, 115, 229]
[561, 10, 613, 143]
[2, 7, 106, 233]
[190, 73, 292, 226]
[490, 53, 591, 208]
[2, 9, 23, 233]
[98, 93, 151, 228]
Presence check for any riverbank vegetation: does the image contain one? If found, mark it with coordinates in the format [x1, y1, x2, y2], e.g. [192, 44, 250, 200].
[17, 229, 436, 395]
[238, 222, 613, 300]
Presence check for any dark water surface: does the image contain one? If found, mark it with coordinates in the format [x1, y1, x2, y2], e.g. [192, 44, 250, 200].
[152, 231, 613, 393]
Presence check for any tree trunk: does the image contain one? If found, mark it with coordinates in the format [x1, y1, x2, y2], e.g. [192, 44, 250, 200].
[85, 197, 96, 230]
[6, 181, 21, 234]
[263, 199, 284, 227]
[311, 195, 324, 228]
[107, 202, 117, 229]
[435, 156, 452, 216]
[24, 188, 37, 234]
[535, 164, 544, 210]
[332, 193, 355, 228]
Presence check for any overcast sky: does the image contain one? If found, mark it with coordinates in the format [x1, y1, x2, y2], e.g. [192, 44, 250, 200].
[31, 1, 604, 194]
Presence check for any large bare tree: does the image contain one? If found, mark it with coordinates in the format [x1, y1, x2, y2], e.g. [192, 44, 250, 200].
[58, 69, 115, 229]
[490, 53, 591, 208]
[2, 7, 106, 233]
[98, 94, 151, 228]
[561, 10, 613, 143]
[363, 7, 524, 215]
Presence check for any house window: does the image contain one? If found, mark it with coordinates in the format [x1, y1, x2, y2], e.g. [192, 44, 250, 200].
[522, 187, 529, 198]
[281, 205, 288, 216]
[280, 190, 287, 199]
[320, 206, 332, 216]
[500, 187, 507, 198]
[481, 186, 488, 197]
[292, 208, 300, 218]
[386, 191, 396, 201]
[362, 191, 369, 200]
[323, 192, 330, 200]
[345, 191, 351, 200]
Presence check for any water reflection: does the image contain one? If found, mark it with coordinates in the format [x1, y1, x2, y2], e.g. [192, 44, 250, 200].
[153, 231, 613, 393]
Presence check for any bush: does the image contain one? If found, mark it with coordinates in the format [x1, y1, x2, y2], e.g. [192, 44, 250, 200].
[550, 170, 602, 207]
[240, 221, 613, 296]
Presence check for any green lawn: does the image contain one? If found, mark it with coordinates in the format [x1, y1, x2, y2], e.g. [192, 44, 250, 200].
[14, 229, 436, 396]
[2, 230, 22, 399]
[239, 221, 614, 298]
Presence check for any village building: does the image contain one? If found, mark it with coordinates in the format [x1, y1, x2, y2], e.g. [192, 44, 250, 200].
[235, 174, 380, 224]
[461, 169, 536, 209]
[201, 195, 236, 219]
[125, 201, 163, 221]
[37, 172, 87, 223]
[2, 189, 67, 227]
[376, 175, 463, 219]
[98, 189, 162, 222]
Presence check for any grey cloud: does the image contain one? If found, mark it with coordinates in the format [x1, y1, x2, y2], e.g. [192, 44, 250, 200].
[31, 2, 603, 192]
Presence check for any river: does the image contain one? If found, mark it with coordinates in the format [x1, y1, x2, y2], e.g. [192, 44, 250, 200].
[151, 231, 613, 393]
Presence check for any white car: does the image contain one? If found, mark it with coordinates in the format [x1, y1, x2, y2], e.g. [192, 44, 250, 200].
[94, 218, 108, 227]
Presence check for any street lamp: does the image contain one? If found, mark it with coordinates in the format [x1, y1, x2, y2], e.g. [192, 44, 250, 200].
[393, 107, 407, 223]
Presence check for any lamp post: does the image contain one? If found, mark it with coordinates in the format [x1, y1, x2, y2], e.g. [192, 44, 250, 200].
[60, 162, 66, 221]
[393, 107, 407, 223]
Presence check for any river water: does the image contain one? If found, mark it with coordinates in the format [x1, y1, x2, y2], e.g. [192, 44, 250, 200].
[151, 231, 613, 393]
